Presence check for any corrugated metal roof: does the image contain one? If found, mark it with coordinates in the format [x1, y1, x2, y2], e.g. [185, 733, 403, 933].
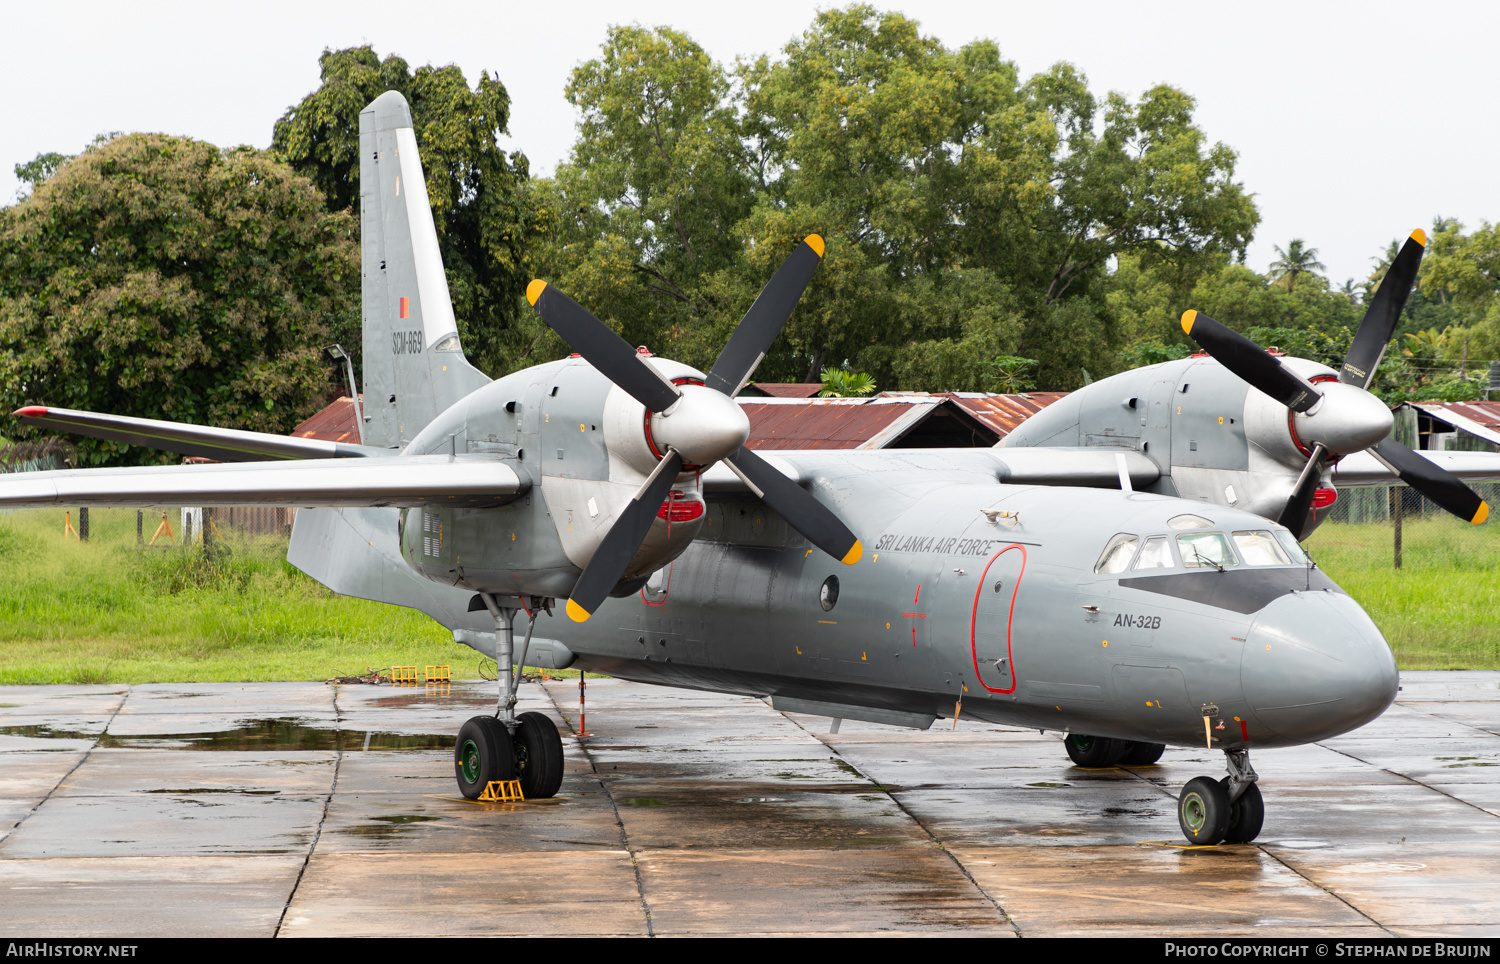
[291, 396, 361, 443]
[739, 397, 932, 449]
[746, 383, 824, 398]
[940, 392, 1068, 439]
[1409, 400, 1500, 447]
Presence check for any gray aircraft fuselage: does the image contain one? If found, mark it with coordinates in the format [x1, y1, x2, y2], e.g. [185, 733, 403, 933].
[393, 357, 1398, 753]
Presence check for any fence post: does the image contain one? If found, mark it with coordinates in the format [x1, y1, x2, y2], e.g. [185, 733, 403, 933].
[136, 510, 143, 545]
[1392, 485, 1403, 570]
[78, 507, 88, 543]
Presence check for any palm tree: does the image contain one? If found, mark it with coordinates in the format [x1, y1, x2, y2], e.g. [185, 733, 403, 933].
[1268, 240, 1326, 293]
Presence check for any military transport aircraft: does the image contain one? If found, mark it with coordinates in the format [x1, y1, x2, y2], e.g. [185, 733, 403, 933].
[5, 92, 1498, 847]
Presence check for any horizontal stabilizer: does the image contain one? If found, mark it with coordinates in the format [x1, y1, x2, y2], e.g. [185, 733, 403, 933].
[0, 454, 528, 509]
[13, 406, 384, 462]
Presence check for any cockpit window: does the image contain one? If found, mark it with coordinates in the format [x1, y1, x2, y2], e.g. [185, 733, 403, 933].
[1132, 535, 1174, 570]
[1178, 532, 1239, 569]
[1095, 533, 1139, 574]
[1167, 513, 1214, 530]
[1232, 530, 1292, 566]
[1273, 529, 1309, 564]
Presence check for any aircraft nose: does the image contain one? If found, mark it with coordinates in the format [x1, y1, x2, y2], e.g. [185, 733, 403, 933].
[1240, 589, 1398, 744]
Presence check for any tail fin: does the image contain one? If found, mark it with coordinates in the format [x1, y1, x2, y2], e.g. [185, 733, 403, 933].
[359, 91, 490, 449]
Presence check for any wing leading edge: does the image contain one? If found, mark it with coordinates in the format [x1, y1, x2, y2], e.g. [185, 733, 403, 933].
[14, 406, 385, 463]
[0, 454, 528, 509]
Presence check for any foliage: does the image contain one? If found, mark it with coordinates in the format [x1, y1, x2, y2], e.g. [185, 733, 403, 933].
[817, 368, 877, 397]
[543, 7, 1258, 393]
[0, 135, 358, 466]
[1267, 239, 1325, 292]
[12, 151, 70, 200]
[983, 356, 1039, 394]
[273, 46, 555, 378]
[1118, 340, 1190, 369]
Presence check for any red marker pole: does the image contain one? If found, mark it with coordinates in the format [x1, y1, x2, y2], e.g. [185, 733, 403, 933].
[578, 674, 591, 738]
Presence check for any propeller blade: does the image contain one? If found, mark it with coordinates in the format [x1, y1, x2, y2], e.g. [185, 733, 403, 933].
[1277, 443, 1327, 538]
[705, 236, 825, 397]
[1340, 230, 1426, 390]
[1181, 310, 1324, 413]
[724, 446, 862, 565]
[1371, 438, 1490, 525]
[565, 450, 685, 623]
[527, 280, 681, 413]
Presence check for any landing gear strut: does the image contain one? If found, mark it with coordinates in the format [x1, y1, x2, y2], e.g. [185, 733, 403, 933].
[454, 594, 565, 800]
[1177, 748, 1262, 845]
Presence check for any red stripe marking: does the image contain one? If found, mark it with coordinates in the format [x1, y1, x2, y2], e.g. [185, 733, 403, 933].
[1240, 719, 1250, 743]
[400, 296, 409, 319]
[13, 407, 48, 417]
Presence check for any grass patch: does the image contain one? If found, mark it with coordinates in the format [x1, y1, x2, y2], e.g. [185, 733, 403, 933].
[1306, 516, 1500, 670]
[0, 507, 487, 684]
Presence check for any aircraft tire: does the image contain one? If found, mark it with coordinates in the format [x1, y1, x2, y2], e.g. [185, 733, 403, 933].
[1118, 741, 1166, 765]
[1064, 733, 1126, 767]
[1220, 778, 1265, 844]
[1178, 776, 1231, 845]
[455, 716, 516, 800]
[514, 711, 564, 799]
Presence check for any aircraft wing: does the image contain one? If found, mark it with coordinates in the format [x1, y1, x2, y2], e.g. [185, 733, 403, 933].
[700, 447, 1158, 494]
[0, 454, 528, 509]
[1331, 449, 1500, 485]
[13, 406, 384, 462]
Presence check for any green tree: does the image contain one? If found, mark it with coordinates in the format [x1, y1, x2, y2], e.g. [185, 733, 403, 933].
[0, 135, 358, 466]
[273, 47, 553, 378]
[541, 25, 755, 369]
[818, 368, 877, 396]
[13, 151, 71, 200]
[1267, 239, 1324, 292]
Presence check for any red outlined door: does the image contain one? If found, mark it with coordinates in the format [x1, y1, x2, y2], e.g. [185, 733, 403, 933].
[971, 544, 1026, 693]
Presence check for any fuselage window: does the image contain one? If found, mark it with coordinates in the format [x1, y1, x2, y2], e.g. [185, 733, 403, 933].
[1132, 535, 1174, 570]
[1094, 533, 1139, 574]
[1178, 532, 1239, 569]
[820, 575, 840, 611]
[1231, 530, 1292, 566]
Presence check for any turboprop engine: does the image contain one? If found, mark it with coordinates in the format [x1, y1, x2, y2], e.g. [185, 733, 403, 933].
[396, 236, 863, 621]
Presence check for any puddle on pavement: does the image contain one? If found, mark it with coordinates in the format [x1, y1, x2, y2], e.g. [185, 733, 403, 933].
[0, 718, 455, 751]
[335, 814, 443, 840]
[736, 797, 788, 804]
[623, 797, 669, 807]
[1026, 782, 1071, 788]
[146, 788, 280, 795]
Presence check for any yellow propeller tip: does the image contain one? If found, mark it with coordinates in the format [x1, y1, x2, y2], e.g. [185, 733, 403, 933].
[841, 539, 863, 565]
[1473, 502, 1489, 525]
[526, 279, 547, 306]
[805, 234, 825, 257]
[565, 598, 592, 623]
[1411, 228, 1427, 247]
[1181, 309, 1198, 334]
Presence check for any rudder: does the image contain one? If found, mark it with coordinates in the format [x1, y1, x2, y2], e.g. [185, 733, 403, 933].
[359, 91, 490, 449]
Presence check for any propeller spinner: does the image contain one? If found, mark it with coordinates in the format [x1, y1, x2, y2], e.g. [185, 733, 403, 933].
[527, 235, 861, 622]
[1180, 229, 1489, 536]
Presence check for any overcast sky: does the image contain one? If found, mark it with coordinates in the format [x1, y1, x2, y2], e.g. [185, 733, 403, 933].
[5, 0, 1494, 287]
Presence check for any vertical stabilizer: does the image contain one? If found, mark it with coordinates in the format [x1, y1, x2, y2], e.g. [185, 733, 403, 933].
[360, 91, 490, 449]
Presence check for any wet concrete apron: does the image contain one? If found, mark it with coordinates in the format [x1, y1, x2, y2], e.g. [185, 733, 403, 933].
[1, 674, 1498, 936]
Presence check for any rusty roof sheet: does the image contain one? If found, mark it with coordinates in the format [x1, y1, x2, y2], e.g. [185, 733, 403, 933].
[740, 397, 936, 449]
[941, 392, 1068, 438]
[748, 383, 824, 398]
[1408, 400, 1500, 446]
[290, 396, 362, 444]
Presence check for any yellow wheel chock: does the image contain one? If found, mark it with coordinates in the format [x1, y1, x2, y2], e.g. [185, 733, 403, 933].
[391, 666, 420, 685]
[478, 780, 524, 803]
[424, 665, 451, 682]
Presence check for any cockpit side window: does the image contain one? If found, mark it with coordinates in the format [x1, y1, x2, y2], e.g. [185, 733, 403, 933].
[1232, 530, 1292, 566]
[1094, 533, 1139, 574]
[1273, 529, 1309, 564]
[1132, 535, 1174, 570]
[1178, 532, 1239, 568]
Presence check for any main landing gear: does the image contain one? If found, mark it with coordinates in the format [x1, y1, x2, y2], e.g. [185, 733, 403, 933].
[455, 595, 565, 801]
[1178, 748, 1263, 845]
[1064, 733, 1166, 767]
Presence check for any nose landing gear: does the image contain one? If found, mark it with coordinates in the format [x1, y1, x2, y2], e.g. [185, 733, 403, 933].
[1177, 748, 1262, 845]
[455, 594, 566, 801]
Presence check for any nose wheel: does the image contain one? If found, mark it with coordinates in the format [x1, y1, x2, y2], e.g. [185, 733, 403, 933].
[1177, 748, 1262, 845]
